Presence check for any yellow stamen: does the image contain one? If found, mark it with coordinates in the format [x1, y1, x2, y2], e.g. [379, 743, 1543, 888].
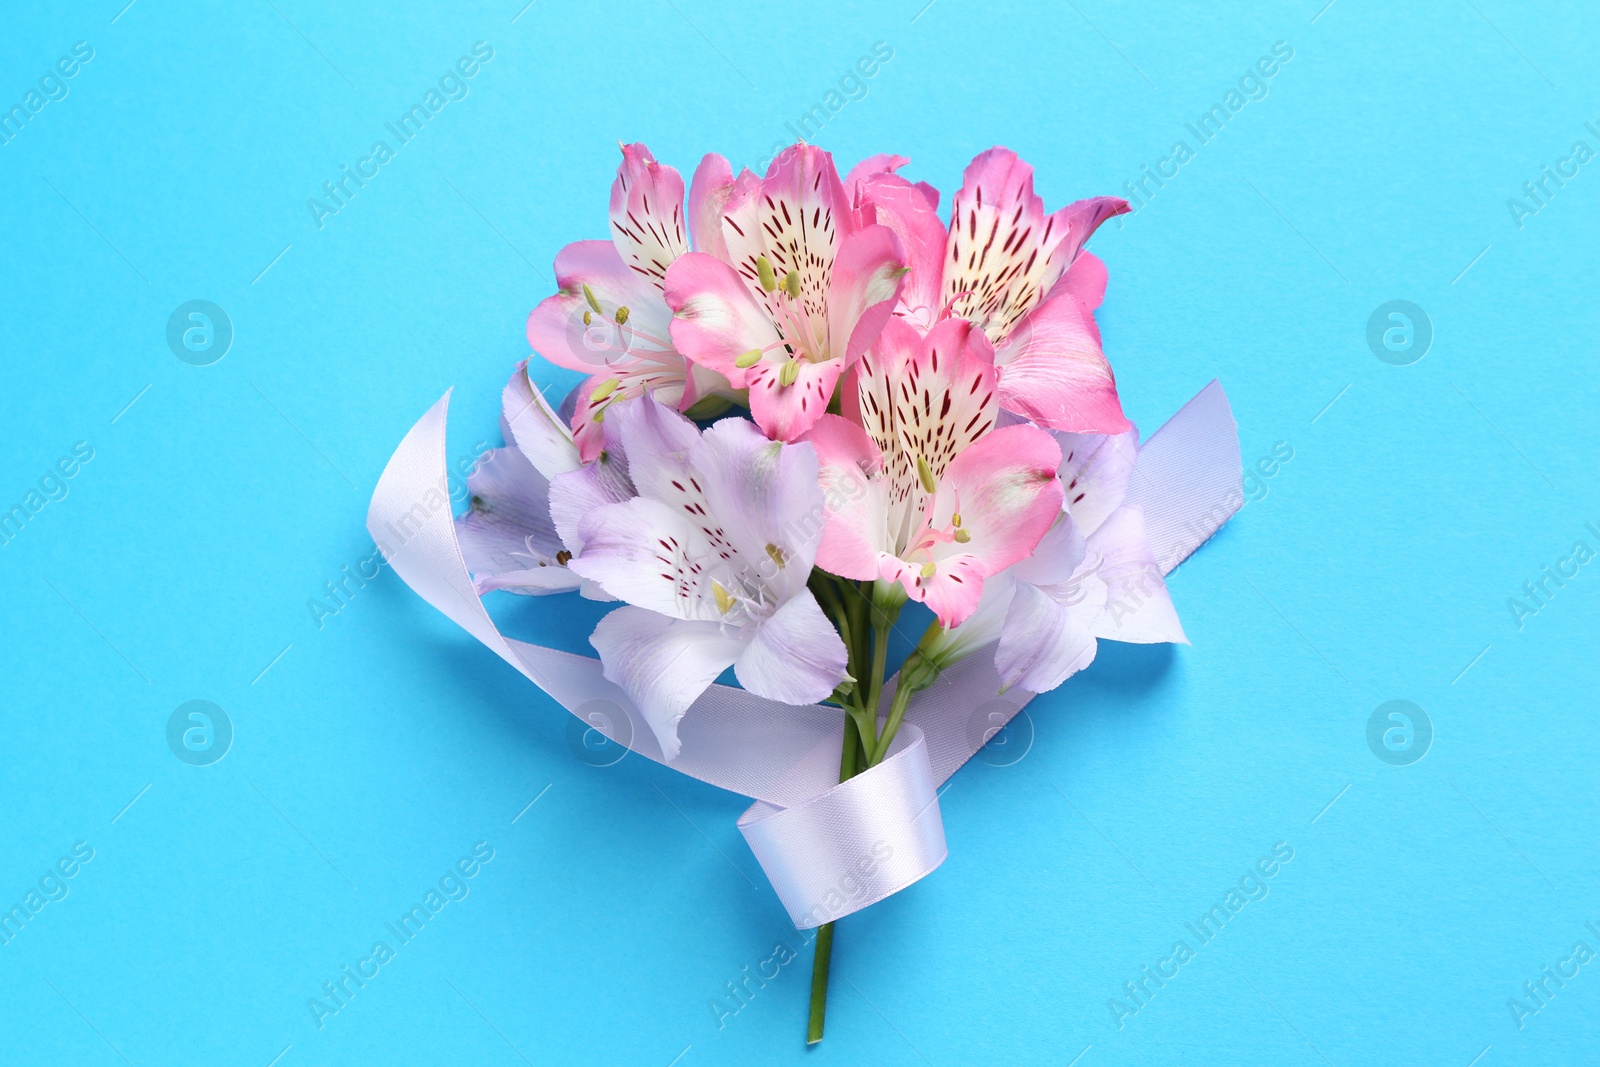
[614, 306, 630, 325]
[735, 349, 763, 369]
[591, 377, 621, 401]
[920, 561, 937, 578]
[756, 255, 777, 293]
[954, 528, 972, 544]
[765, 543, 786, 568]
[582, 310, 592, 325]
[582, 283, 603, 314]
[782, 270, 801, 299]
[712, 580, 734, 614]
[951, 512, 962, 527]
[916, 455, 937, 494]
[779, 360, 800, 387]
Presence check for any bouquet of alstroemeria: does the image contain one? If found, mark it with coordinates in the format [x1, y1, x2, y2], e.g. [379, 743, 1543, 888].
[372, 141, 1240, 1044]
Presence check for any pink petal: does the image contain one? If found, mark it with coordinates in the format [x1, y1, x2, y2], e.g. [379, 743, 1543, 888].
[609, 143, 689, 292]
[843, 153, 910, 196]
[1056, 249, 1108, 315]
[941, 147, 1053, 337]
[734, 592, 849, 706]
[943, 150, 1127, 347]
[720, 145, 850, 335]
[687, 152, 735, 261]
[884, 551, 988, 630]
[801, 414, 890, 580]
[891, 423, 1065, 628]
[849, 317, 924, 541]
[857, 173, 946, 319]
[663, 251, 783, 385]
[526, 240, 670, 374]
[827, 223, 909, 369]
[715, 167, 764, 268]
[744, 351, 845, 442]
[1045, 196, 1130, 283]
[589, 606, 744, 761]
[937, 423, 1065, 576]
[889, 317, 998, 481]
[567, 369, 688, 462]
[994, 290, 1132, 434]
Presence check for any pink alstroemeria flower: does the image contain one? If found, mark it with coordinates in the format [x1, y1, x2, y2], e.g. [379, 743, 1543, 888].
[662, 144, 909, 443]
[526, 143, 736, 460]
[549, 394, 847, 760]
[857, 148, 1132, 434]
[802, 316, 1064, 628]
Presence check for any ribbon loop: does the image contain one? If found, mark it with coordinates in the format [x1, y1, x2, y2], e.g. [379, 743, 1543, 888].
[738, 725, 946, 929]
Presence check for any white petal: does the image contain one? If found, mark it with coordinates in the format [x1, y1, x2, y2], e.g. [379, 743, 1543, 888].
[455, 447, 581, 596]
[547, 454, 635, 553]
[996, 581, 1101, 693]
[566, 497, 717, 621]
[501, 363, 581, 479]
[589, 607, 743, 761]
[693, 417, 826, 603]
[734, 593, 848, 706]
[1009, 511, 1086, 588]
[474, 566, 587, 596]
[1054, 428, 1139, 536]
[1086, 506, 1188, 644]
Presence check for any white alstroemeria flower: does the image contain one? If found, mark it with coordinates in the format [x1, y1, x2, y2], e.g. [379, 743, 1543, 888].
[455, 363, 587, 596]
[549, 393, 847, 759]
[922, 425, 1187, 693]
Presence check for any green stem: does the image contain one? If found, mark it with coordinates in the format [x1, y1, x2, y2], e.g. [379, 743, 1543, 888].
[843, 580, 872, 686]
[866, 606, 893, 718]
[869, 676, 919, 766]
[806, 922, 835, 1044]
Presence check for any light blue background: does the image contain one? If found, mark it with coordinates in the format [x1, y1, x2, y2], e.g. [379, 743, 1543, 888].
[2, 1, 1596, 1064]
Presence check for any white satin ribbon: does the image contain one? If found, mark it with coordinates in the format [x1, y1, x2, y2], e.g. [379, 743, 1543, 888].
[367, 380, 1240, 928]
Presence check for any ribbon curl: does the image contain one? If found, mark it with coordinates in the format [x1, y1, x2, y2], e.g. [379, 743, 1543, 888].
[368, 381, 1241, 928]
